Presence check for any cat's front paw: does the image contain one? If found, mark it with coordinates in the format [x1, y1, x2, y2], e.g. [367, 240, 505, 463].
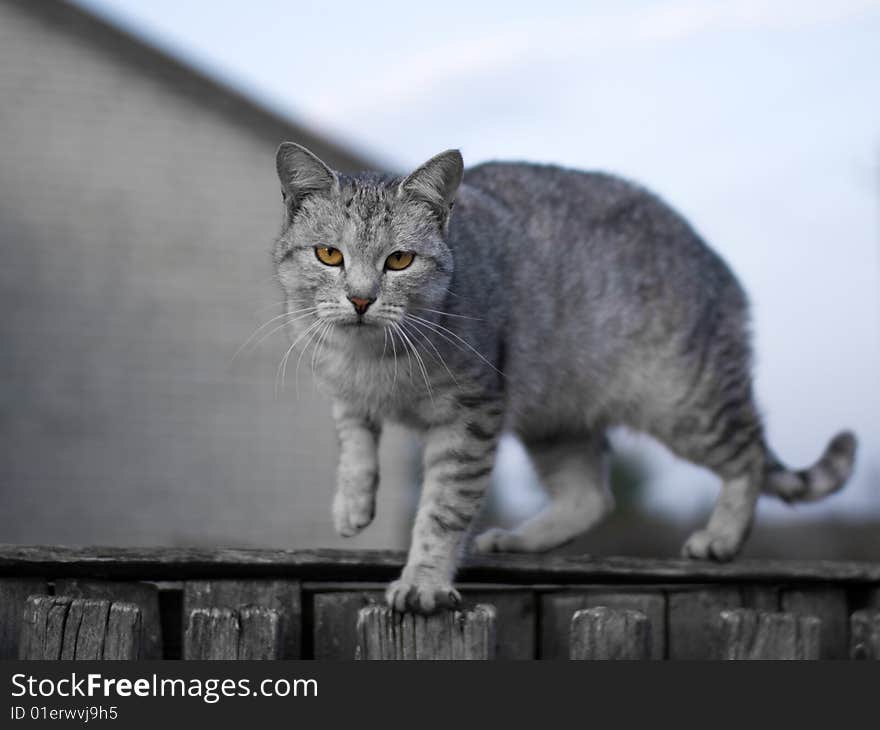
[681, 528, 742, 562]
[332, 487, 376, 538]
[385, 576, 462, 614]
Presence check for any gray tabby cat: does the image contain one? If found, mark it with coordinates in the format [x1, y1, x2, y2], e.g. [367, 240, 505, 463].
[272, 142, 856, 613]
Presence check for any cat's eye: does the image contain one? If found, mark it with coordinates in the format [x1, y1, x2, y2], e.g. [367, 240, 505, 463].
[385, 251, 415, 271]
[315, 246, 343, 267]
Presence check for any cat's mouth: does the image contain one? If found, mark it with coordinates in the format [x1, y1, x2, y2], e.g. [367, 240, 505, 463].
[338, 316, 377, 328]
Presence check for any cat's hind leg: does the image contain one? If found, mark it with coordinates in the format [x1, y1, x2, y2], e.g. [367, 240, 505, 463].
[681, 470, 760, 561]
[474, 434, 613, 553]
[663, 386, 766, 561]
[678, 428, 856, 561]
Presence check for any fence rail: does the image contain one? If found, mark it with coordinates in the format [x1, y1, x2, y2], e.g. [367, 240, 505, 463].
[1, 545, 879, 660]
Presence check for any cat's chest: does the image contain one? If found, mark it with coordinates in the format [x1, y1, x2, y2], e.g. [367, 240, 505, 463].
[315, 337, 438, 424]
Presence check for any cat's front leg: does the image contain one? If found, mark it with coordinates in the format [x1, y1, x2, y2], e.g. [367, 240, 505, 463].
[331, 400, 382, 538]
[387, 405, 501, 613]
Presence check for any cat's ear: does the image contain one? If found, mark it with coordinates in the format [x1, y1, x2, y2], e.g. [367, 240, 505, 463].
[398, 149, 463, 228]
[275, 142, 338, 208]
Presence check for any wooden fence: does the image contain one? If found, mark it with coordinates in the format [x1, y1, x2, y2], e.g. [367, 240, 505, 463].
[2, 545, 880, 660]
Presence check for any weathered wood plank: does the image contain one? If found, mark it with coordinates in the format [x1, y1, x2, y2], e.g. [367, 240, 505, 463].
[45, 598, 72, 660]
[356, 605, 496, 660]
[1, 545, 879, 584]
[55, 579, 161, 659]
[541, 589, 665, 660]
[183, 580, 300, 658]
[72, 599, 111, 660]
[0, 579, 48, 658]
[570, 607, 650, 660]
[17, 597, 42, 660]
[99, 601, 144, 661]
[182, 606, 282, 660]
[463, 590, 535, 659]
[59, 599, 85, 660]
[104, 602, 142, 660]
[781, 587, 848, 659]
[313, 588, 534, 660]
[458, 607, 495, 660]
[667, 587, 743, 660]
[850, 610, 880, 660]
[22, 596, 141, 660]
[238, 607, 282, 660]
[184, 608, 239, 660]
[720, 609, 820, 659]
[20, 596, 69, 659]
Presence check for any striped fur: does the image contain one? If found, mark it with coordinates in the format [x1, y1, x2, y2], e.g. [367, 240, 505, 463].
[271, 144, 858, 611]
[764, 432, 856, 502]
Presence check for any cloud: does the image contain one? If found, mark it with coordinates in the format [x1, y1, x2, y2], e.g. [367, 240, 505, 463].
[310, 0, 880, 120]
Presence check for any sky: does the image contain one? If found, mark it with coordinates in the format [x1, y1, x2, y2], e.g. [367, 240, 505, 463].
[76, 0, 880, 521]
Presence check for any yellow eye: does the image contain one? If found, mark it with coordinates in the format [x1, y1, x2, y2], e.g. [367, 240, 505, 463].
[385, 251, 415, 271]
[315, 246, 343, 266]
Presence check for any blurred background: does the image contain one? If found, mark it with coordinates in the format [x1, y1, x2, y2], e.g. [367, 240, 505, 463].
[0, 0, 878, 559]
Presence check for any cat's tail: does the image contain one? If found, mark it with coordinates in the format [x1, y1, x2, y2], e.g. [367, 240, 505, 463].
[762, 431, 857, 503]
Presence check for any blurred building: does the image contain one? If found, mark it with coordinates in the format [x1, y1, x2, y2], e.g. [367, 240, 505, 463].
[0, 0, 419, 549]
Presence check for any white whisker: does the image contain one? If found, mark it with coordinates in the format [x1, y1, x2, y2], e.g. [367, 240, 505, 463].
[387, 325, 399, 393]
[394, 323, 415, 380]
[231, 306, 319, 364]
[316, 323, 334, 376]
[404, 313, 504, 376]
[294, 320, 328, 397]
[299, 321, 333, 397]
[393, 322, 433, 404]
[275, 318, 324, 397]
[415, 307, 484, 322]
[309, 321, 333, 377]
[400, 319, 459, 388]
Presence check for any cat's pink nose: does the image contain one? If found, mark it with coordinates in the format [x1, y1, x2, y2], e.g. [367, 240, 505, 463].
[348, 296, 374, 315]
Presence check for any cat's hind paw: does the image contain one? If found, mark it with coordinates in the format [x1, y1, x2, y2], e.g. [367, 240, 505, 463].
[681, 528, 741, 562]
[332, 489, 375, 538]
[473, 527, 526, 553]
[385, 577, 461, 614]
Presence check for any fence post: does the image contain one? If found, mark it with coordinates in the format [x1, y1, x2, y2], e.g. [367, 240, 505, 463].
[55, 579, 162, 659]
[19, 595, 142, 659]
[569, 606, 651, 660]
[719, 609, 820, 659]
[356, 605, 496, 660]
[183, 580, 300, 658]
[850, 610, 880, 660]
[184, 606, 282, 660]
[780, 588, 847, 659]
[0, 579, 48, 659]
[238, 606, 283, 660]
[104, 603, 143, 660]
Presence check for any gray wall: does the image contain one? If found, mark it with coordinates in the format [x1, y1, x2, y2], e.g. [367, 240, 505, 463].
[0, 0, 416, 549]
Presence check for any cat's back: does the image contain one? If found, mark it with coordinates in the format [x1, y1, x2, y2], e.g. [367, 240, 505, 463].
[456, 160, 749, 430]
[464, 161, 638, 224]
[463, 161, 694, 245]
[461, 160, 736, 291]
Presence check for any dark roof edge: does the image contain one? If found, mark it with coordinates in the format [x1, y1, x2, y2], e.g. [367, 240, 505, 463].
[6, 0, 385, 172]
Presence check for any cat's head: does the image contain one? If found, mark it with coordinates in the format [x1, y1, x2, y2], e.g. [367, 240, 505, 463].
[273, 143, 463, 332]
